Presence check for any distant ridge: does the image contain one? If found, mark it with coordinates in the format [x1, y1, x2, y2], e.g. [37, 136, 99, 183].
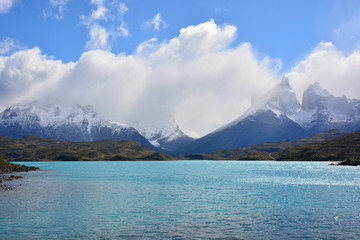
[183, 129, 349, 160]
[0, 101, 192, 153]
[276, 130, 360, 162]
[0, 136, 174, 161]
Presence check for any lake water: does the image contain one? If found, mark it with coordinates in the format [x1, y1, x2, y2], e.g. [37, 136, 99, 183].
[0, 161, 359, 239]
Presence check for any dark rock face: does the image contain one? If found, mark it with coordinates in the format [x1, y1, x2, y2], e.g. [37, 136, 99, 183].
[156, 135, 194, 154]
[182, 110, 308, 154]
[336, 160, 360, 166]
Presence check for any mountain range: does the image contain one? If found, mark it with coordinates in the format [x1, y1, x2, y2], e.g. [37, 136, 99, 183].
[180, 77, 360, 153]
[0, 77, 359, 155]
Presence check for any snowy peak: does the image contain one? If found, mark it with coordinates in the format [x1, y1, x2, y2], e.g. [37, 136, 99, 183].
[66, 104, 99, 125]
[301, 82, 357, 120]
[266, 76, 301, 116]
[302, 82, 332, 111]
[0, 105, 40, 127]
[0, 101, 104, 128]
[0, 101, 140, 141]
[131, 115, 192, 149]
[243, 76, 300, 119]
[306, 82, 331, 97]
[287, 81, 360, 132]
[277, 76, 292, 90]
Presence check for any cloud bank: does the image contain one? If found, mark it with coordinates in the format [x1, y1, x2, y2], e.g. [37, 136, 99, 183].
[287, 41, 360, 102]
[1, 20, 360, 137]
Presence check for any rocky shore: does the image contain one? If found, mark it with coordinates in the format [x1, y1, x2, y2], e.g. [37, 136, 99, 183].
[334, 160, 360, 166]
[0, 155, 39, 190]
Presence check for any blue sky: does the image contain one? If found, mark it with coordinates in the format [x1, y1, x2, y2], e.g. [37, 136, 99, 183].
[1, 0, 360, 136]
[1, 0, 359, 70]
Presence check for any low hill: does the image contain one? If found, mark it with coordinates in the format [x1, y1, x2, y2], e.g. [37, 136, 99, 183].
[0, 155, 39, 173]
[183, 130, 348, 160]
[0, 136, 175, 161]
[276, 131, 360, 162]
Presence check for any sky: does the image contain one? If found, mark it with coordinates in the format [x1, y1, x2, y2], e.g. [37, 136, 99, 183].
[1, 0, 360, 137]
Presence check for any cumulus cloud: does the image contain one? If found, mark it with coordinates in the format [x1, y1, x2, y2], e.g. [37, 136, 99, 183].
[117, 2, 128, 15]
[0, 37, 24, 55]
[0, 0, 15, 14]
[85, 24, 110, 50]
[0, 48, 73, 106]
[118, 22, 129, 37]
[116, 2, 129, 37]
[81, 1, 129, 50]
[43, 0, 70, 20]
[0, 20, 280, 136]
[80, 0, 107, 27]
[144, 13, 167, 31]
[287, 41, 360, 102]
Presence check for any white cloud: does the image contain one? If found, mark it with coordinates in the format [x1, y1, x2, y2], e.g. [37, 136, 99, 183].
[81, 0, 107, 25]
[0, 0, 15, 14]
[118, 22, 129, 37]
[43, 0, 70, 20]
[3, 19, 360, 137]
[0, 20, 282, 137]
[0, 48, 74, 106]
[144, 13, 167, 31]
[136, 38, 159, 54]
[85, 24, 110, 50]
[0, 37, 24, 55]
[162, 19, 236, 56]
[118, 2, 128, 15]
[287, 41, 360, 102]
[91, 5, 107, 20]
[81, 1, 129, 50]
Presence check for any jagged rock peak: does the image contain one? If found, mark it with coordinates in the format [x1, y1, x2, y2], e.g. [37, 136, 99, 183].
[244, 76, 300, 118]
[68, 104, 98, 120]
[72, 104, 96, 114]
[278, 76, 292, 90]
[304, 82, 331, 97]
[302, 82, 333, 111]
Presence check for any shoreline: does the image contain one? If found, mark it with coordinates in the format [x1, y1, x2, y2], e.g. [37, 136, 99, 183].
[0, 157, 39, 190]
[0, 174, 24, 191]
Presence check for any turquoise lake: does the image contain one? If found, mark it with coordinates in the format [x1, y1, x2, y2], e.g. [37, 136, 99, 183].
[0, 161, 359, 239]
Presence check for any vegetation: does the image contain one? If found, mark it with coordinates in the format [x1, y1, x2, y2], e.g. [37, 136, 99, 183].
[0, 129, 358, 163]
[276, 131, 360, 162]
[0, 155, 39, 174]
[183, 129, 349, 160]
[0, 136, 175, 161]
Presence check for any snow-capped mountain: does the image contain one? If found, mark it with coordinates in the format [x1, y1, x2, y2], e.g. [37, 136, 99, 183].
[131, 116, 193, 153]
[182, 77, 308, 153]
[181, 77, 360, 154]
[291, 82, 360, 132]
[0, 101, 152, 148]
[1, 79, 359, 155]
[240, 77, 301, 119]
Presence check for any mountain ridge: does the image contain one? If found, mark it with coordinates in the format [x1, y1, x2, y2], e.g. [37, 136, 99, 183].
[0, 136, 174, 161]
[0, 78, 360, 154]
[178, 78, 360, 154]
